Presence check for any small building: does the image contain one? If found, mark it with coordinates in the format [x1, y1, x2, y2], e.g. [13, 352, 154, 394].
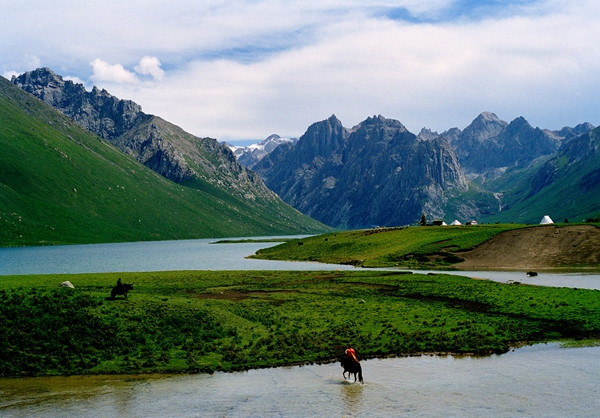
[450, 220, 462, 226]
[432, 220, 447, 226]
[540, 215, 554, 225]
[466, 220, 478, 226]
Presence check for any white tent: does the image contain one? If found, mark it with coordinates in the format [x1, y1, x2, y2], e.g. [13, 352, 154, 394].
[540, 215, 554, 224]
[450, 220, 462, 226]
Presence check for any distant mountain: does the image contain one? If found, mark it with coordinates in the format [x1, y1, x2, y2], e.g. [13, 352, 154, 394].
[554, 122, 595, 141]
[442, 112, 564, 176]
[486, 125, 600, 223]
[254, 115, 468, 228]
[254, 112, 598, 227]
[2, 73, 329, 246]
[225, 134, 297, 168]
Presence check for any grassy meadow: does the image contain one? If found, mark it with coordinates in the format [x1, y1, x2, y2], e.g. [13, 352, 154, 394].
[252, 224, 530, 268]
[2, 270, 599, 377]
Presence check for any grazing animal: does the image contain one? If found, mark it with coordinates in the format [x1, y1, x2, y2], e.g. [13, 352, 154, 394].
[526, 271, 538, 277]
[341, 356, 364, 383]
[111, 283, 134, 299]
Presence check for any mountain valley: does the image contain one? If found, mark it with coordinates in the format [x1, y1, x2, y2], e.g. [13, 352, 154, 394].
[8, 67, 600, 234]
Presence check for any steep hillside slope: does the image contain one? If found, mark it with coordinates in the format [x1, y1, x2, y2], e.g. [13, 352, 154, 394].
[0, 76, 329, 246]
[12, 68, 281, 203]
[484, 125, 600, 223]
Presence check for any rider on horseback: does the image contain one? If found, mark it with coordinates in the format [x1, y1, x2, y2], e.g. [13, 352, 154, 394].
[342, 347, 363, 383]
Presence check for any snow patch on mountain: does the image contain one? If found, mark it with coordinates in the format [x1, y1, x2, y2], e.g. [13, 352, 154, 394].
[225, 134, 297, 168]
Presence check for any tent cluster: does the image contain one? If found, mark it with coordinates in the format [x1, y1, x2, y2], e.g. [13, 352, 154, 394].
[436, 215, 554, 226]
[444, 219, 477, 226]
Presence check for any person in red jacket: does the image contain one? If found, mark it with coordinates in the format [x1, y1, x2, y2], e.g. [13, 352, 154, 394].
[345, 347, 358, 363]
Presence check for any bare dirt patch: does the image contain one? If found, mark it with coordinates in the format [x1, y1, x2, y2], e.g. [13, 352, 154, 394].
[454, 225, 600, 270]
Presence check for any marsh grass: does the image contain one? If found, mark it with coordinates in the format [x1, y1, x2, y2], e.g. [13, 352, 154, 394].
[1, 270, 599, 376]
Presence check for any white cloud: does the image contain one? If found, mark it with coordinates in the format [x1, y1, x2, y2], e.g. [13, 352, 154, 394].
[134, 56, 164, 80]
[2, 0, 599, 139]
[90, 59, 138, 84]
[64, 75, 86, 85]
[2, 71, 19, 80]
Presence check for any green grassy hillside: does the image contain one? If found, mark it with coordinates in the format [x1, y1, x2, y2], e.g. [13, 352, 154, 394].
[480, 128, 600, 224]
[0, 77, 330, 246]
[252, 224, 529, 267]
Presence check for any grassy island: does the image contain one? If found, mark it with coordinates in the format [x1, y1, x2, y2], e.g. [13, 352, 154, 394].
[252, 224, 600, 269]
[2, 269, 599, 377]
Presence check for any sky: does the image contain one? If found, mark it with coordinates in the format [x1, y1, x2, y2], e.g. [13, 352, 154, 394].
[2, 0, 599, 143]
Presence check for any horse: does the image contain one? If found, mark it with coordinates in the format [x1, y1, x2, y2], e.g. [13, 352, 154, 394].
[341, 356, 363, 383]
[111, 283, 134, 299]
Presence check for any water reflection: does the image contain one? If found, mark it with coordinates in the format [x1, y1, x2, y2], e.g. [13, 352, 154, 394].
[340, 380, 365, 416]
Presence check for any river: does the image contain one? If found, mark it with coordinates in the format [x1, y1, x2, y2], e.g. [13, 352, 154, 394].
[1, 343, 599, 417]
[1, 238, 599, 416]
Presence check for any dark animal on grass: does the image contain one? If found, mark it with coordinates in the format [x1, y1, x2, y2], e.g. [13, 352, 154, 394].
[526, 271, 538, 277]
[111, 283, 134, 299]
[341, 356, 363, 383]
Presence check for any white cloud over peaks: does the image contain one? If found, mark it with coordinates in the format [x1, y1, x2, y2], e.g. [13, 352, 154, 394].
[134, 56, 165, 80]
[90, 59, 138, 84]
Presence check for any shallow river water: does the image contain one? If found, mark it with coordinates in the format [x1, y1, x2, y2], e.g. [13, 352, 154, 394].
[1, 238, 599, 416]
[2, 343, 599, 417]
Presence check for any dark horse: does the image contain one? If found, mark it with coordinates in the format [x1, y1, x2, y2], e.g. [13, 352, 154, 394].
[111, 283, 134, 299]
[341, 356, 363, 383]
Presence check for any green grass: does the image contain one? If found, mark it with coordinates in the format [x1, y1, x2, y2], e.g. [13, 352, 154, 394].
[252, 224, 530, 268]
[1, 270, 599, 376]
[0, 77, 330, 247]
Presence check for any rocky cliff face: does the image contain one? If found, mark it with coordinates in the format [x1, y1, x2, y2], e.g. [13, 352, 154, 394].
[255, 115, 468, 228]
[443, 112, 563, 176]
[13, 68, 277, 201]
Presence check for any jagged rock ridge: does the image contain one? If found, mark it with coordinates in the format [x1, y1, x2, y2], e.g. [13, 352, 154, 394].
[12, 68, 277, 201]
[254, 115, 468, 228]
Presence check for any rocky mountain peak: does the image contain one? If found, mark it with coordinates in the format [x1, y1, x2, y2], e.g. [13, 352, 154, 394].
[418, 128, 439, 141]
[556, 122, 595, 140]
[462, 112, 508, 142]
[227, 134, 297, 168]
[255, 115, 467, 228]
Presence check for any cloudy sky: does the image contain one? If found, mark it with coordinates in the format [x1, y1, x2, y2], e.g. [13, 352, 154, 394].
[2, 0, 599, 143]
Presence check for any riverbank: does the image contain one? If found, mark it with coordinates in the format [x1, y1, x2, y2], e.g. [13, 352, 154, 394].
[2, 270, 599, 377]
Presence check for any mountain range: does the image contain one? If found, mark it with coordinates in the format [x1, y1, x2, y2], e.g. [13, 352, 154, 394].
[8, 67, 600, 233]
[253, 113, 598, 228]
[1, 70, 329, 246]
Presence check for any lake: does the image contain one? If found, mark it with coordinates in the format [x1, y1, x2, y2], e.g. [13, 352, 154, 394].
[2, 237, 599, 290]
[1, 237, 599, 416]
[0, 237, 358, 275]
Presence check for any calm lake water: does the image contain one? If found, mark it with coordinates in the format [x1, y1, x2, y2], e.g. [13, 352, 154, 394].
[0, 237, 358, 275]
[1, 237, 599, 416]
[1, 237, 599, 290]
